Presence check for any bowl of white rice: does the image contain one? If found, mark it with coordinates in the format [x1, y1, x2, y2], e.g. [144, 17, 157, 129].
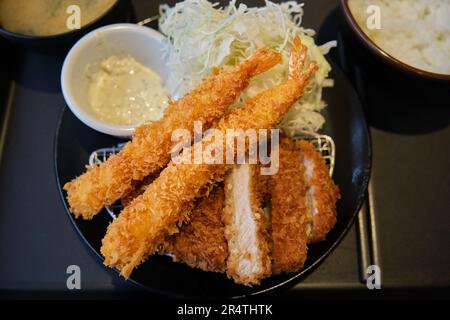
[340, 0, 450, 81]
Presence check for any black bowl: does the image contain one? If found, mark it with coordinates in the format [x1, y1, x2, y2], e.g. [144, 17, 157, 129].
[54, 61, 372, 298]
[0, 0, 131, 55]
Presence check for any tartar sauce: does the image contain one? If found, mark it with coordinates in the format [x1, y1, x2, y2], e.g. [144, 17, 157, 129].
[87, 55, 169, 126]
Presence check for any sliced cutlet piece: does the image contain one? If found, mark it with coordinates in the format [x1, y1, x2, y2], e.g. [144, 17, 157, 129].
[223, 164, 271, 286]
[295, 140, 340, 244]
[163, 186, 228, 273]
[270, 137, 310, 274]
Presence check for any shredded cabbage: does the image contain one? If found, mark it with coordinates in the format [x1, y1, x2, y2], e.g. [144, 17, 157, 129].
[159, 0, 336, 134]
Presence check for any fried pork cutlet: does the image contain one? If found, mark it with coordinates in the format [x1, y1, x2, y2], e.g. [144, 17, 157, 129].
[269, 137, 310, 274]
[163, 186, 228, 273]
[295, 140, 340, 244]
[223, 164, 271, 286]
[64, 48, 281, 220]
[115, 138, 337, 279]
[101, 37, 317, 278]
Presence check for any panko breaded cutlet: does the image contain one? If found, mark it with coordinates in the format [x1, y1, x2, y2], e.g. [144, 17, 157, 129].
[117, 137, 339, 280]
[269, 138, 340, 273]
[295, 140, 340, 244]
[163, 186, 228, 273]
[117, 137, 340, 280]
[269, 137, 310, 274]
[223, 164, 271, 286]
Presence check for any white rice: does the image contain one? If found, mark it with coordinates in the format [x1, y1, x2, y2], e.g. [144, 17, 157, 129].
[348, 0, 450, 75]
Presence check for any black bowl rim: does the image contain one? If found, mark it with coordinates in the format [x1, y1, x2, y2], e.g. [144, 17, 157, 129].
[53, 61, 372, 298]
[0, 0, 123, 40]
[339, 0, 450, 82]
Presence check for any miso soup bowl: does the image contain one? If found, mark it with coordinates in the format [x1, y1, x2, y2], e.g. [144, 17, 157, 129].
[0, 0, 130, 55]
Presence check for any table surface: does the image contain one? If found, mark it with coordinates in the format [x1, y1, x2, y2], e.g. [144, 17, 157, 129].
[0, 0, 449, 299]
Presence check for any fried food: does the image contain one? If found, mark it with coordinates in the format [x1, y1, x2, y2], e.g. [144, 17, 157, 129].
[154, 138, 337, 278]
[269, 138, 340, 273]
[124, 182, 228, 273]
[121, 172, 161, 207]
[64, 48, 281, 219]
[223, 164, 271, 286]
[269, 137, 310, 274]
[163, 186, 228, 273]
[101, 37, 318, 278]
[296, 140, 340, 243]
[122, 174, 228, 272]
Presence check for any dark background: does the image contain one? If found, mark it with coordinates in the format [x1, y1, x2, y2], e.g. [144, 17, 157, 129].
[0, 0, 449, 299]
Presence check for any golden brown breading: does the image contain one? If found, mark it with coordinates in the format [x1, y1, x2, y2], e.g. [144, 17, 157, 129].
[223, 164, 271, 286]
[122, 174, 228, 272]
[100, 38, 317, 279]
[163, 186, 228, 273]
[269, 137, 310, 274]
[121, 172, 161, 207]
[101, 159, 228, 278]
[64, 48, 282, 220]
[295, 140, 340, 243]
[124, 179, 228, 273]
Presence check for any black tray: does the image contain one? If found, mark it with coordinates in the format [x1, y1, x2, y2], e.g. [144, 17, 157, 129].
[1, 0, 449, 299]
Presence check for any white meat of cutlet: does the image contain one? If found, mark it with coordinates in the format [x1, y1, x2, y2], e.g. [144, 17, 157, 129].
[295, 140, 340, 244]
[223, 164, 271, 286]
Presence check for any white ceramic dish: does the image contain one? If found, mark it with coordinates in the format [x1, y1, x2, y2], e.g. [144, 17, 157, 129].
[61, 23, 168, 137]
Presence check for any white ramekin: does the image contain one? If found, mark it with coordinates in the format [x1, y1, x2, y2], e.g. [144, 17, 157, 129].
[61, 23, 168, 137]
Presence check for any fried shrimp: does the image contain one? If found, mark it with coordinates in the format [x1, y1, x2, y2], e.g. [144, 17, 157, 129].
[64, 48, 281, 219]
[101, 37, 318, 278]
[121, 172, 161, 207]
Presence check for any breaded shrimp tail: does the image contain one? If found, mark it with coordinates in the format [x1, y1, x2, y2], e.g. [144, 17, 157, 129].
[101, 37, 318, 278]
[64, 48, 281, 220]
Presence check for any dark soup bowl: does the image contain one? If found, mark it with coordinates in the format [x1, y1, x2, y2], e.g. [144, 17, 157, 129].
[0, 0, 131, 55]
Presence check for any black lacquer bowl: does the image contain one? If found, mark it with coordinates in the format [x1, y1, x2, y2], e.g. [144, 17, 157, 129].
[0, 0, 131, 55]
[55, 61, 371, 298]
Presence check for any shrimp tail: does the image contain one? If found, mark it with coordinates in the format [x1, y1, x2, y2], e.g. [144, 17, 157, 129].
[289, 36, 318, 82]
[244, 48, 282, 77]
